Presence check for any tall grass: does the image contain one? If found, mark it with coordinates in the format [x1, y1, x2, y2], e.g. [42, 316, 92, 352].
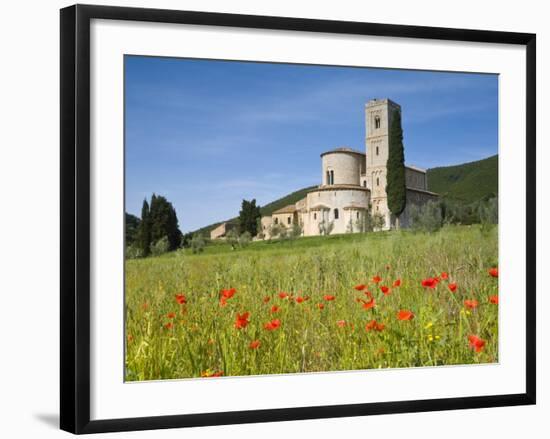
[125, 225, 498, 381]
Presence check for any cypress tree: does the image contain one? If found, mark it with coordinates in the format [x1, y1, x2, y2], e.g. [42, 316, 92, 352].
[138, 199, 151, 256]
[148, 194, 182, 251]
[238, 199, 261, 236]
[386, 109, 406, 229]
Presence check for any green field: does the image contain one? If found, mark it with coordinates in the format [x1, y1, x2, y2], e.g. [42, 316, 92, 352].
[125, 225, 498, 381]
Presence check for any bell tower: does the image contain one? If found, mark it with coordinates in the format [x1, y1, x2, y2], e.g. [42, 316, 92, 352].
[365, 98, 401, 226]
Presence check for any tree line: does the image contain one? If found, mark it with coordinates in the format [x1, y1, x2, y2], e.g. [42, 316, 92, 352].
[126, 194, 182, 258]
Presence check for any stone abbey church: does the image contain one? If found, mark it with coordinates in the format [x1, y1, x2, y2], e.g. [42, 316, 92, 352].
[211, 98, 438, 240]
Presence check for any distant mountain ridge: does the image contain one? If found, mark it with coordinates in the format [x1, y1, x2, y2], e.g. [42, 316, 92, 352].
[190, 155, 498, 235]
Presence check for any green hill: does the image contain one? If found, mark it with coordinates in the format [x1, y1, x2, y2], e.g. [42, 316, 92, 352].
[189, 185, 317, 236]
[259, 186, 316, 216]
[427, 155, 498, 203]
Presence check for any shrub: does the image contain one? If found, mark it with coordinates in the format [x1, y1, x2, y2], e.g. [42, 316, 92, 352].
[479, 197, 498, 234]
[372, 212, 386, 231]
[150, 236, 170, 256]
[225, 229, 239, 249]
[190, 234, 206, 254]
[289, 222, 303, 240]
[410, 200, 443, 233]
[125, 244, 143, 259]
[238, 231, 252, 247]
[318, 220, 334, 236]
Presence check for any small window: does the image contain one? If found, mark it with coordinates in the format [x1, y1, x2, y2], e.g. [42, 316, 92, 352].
[362, 180, 367, 187]
[313, 212, 317, 220]
[375, 116, 381, 129]
[376, 205, 379, 212]
[356, 211, 360, 219]
[274, 218, 278, 225]
[376, 146, 379, 156]
[334, 208, 339, 220]
[287, 217, 291, 225]
[330, 170, 334, 185]
[376, 177, 379, 186]
[326, 170, 330, 185]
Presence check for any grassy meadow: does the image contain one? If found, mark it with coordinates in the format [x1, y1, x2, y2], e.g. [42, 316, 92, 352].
[125, 225, 498, 381]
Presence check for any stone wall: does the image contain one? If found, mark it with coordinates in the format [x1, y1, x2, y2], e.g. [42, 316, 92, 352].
[321, 150, 364, 186]
[302, 187, 370, 236]
[405, 166, 427, 190]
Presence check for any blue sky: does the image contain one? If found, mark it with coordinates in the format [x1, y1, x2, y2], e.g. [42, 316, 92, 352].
[125, 56, 498, 233]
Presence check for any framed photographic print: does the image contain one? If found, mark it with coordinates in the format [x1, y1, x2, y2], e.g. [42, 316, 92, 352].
[60, 4, 536, 434]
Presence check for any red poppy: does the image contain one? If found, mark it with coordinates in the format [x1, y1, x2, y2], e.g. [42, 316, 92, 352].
[372, 275, 382, 283]
[264, 318, 281, 331]
[249, 340, 261, 349]
[359, 297, 376, 310]
[234, 312, 250, 329]
[464, 299, 479, 310]
[365, 319, 385, 331]
[380, 285, 391, 295]
[202, 370, 224, 377]
[317, 303, 325, 310]
[365, 291, 373, 299]
[489, 295, 499, 305]
[278, 291, 289, 299]
[219, 296, 228, 307]
[271, 305, 280, 313]
[441, 272, 449, 280]
[221, 288, 236, 299]
[468, 335, 486, 353]
[323, 294, 336, 301]
[164, 322, 174, 330]
[421, 278, 438, 289]
[175, 294, 187, 305]
[296, 296, 308, 303]
[448, 283, 458, 293]
[393, 279, 401, 287]
[354, 284, 366, 291]
[336, 320, 346, 328]
[397, 309, 414, 321]
[489, 267, 498, 278]
[263, 296, 271, 303]
[166, 312, 176, 319]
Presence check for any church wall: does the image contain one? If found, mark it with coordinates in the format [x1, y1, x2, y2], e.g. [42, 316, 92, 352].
[405, 167, 427, 190]
[303, 188, 369, 236]
[321, 152, 363, 186]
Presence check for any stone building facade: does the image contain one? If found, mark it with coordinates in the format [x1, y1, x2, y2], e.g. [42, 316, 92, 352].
[261, 98, 438, 238]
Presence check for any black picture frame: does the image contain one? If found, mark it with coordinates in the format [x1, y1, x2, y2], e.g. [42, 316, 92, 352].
[60, 4, 536, 434]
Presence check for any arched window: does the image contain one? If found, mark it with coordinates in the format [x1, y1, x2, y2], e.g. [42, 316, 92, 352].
[274, 218, 278, 225]
[334, 208, 339, 220]
[356, 211, 360, 219]
[376, 146, 379, 156]
[313, 212, 317, 220]
[375, 116, 381, 129]
[287, 216, 291, 225]
[376, 177, 380, 186]
[330, 170, 335, 185]
[326, 170, 330, 185]
[362, 180, 367, 187]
